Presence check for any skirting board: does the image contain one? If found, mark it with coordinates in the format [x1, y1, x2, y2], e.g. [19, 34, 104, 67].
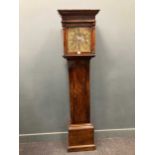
[19, 128, 135, 143]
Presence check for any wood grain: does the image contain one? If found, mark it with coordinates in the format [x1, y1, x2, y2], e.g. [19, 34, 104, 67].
[68, 59, 90, 123]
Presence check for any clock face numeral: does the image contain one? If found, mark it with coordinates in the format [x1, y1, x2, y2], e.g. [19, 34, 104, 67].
[67, 27, 91, 53]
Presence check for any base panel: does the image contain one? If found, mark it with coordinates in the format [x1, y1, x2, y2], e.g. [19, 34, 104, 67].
[68, 123, 96, 152]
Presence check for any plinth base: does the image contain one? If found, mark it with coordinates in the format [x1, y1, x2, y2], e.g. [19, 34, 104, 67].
[68, 123, 96, 152]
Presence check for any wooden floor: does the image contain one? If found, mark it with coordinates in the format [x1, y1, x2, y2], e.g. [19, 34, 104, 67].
[20, 136, 134, 155]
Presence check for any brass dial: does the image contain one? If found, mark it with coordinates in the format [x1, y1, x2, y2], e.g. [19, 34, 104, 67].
[67, 27, 91, 53]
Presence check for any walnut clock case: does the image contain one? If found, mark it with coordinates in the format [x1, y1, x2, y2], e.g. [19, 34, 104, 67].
[58, 10, 99, 152]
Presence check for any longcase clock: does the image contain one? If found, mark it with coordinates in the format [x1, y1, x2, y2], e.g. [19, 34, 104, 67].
[58, 9, 99, 152]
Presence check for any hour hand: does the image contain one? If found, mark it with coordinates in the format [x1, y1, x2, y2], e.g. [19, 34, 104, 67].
[76, 36, 84, 42]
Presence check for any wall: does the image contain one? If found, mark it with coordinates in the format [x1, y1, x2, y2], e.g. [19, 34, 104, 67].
[20, 0, 134, 136]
